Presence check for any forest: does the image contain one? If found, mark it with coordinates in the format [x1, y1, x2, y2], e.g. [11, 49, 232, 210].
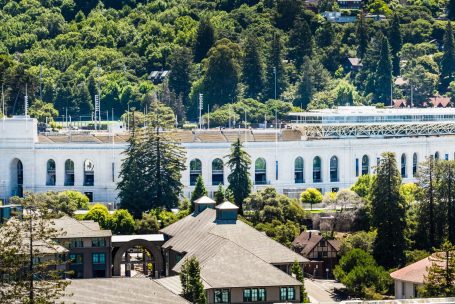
[0, 0, 455, 124]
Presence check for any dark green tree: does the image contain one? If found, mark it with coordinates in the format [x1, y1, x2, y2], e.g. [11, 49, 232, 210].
[448, 0, 455, 20]
[356, 13, 369, 59]
[180, 257, 207, 304]
[190, 175, 207, 212]
[135, 212, 160, 234]
[169, 47, 193, 106]
[214, 183, 225, 205]
[296, 56, 331, 108]
[389, 14, 402, 76]
[194, 17, 216, 63]
[242, 33, 264, 99]
[288, 17, 313, 68]
[371, 152, 406, 269]
[441, 22, 455, 91]
[226, 138, 252, 214]
[291, 260, 309, 303]
[374, 37, 392, 104]
[264, 33, 287, 100]
[111, 209, 135, 234]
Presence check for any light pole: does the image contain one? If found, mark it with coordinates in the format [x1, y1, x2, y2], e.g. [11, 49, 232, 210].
[273, 66, 277, 100]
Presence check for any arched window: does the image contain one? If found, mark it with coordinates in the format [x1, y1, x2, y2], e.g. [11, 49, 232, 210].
[65, 159, 75, 186]
[435, 151, 440, 160]
[294, 157, 304, 184]
[46, 159, 56, 186]
[401, 153, 407, 178]
[255, 158, 267, 185]
[330, 156, 339, 182]
[212, 158, 224, 185]
[361, 155, 369, 175]
[189, 159, 202, 186]
[313, 156, 322, 183]
[17, 160, 23, 197]
[412, 153, 418, 177]
[83, 160, 94, 186]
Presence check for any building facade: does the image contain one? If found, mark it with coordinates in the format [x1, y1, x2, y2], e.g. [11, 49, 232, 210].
[2, 107, 455, 203]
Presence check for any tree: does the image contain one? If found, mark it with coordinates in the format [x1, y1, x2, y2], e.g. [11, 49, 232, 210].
[374, 37, 392, 104]
[339, 231, 377, 256]
[300, 188, 323, 210]
[214, 183, 225, 205]
[0, 194, 70, 303]
[448, 0, 455, 20]
[420, 241, 455, 297]
[62, 190, 90, 210]
[404, 64, 438, 106]
[264, 33, 287, 100]
[180, 257, 207, 304]
[351, 174, 374, 199]
[291, 260, 309, 303]
[441, 22, 455, 91]
[371, 152, 406, 268]
[242, 33, 264, 99]
[194, 17, 215, 63]
[190, 175, 207, 212]
[226, 138, 252, 214]
[135, 212, 160, 234]
[356, 13, 368, 59]
[389, 14, 402, 76]
[168, 47, 193, 105]
[111, 209, 135, 234]
[83, 204, 112, 229]
[296, 56, 331, 108]
[288, 17, 313, 68]
[28, 99, 59, 123]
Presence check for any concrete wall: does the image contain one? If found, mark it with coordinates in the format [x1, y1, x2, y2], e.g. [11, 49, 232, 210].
[206, 286, 301, 304]
[394, 280, 421, 299]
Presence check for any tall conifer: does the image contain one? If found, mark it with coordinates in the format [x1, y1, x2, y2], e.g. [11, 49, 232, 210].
[242, 33, 265, 99]
[288, 17, 313, 68]
[389, 14, 402, 76]
[191, 175, 207, 212]
[441, 22, 455, 90]
[264, 33, 286, 100]
[194, 17, 215, 63]
[356, 13, 368, 59]
[374, 37, 392, 104]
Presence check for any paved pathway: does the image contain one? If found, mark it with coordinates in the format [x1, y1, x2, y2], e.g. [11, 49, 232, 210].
[305, 278, 340, 303]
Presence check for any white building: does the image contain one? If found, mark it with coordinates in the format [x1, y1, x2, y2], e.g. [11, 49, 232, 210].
[1, 106, 455, 204]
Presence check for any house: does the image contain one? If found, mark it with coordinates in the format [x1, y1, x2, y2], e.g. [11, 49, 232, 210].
[52, 215, 112, 279]
[158, 198, 308, 303]
[322, 12, 357, 23]
[344, 57, 363, 72]
[428, 96, 451, 108]
[337, 0, 363, 10]
[148, 70, 170, 84]
[292, 231, 341, 278]
[393, 99, 408, 108]
[365, 14, 387, 21]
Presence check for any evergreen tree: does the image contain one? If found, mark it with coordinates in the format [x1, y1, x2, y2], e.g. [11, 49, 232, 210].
[180, 257, 207, 304]
[448, 0, 455, 20]
[356, 13, 368, 59]
[371, 152, 406, 268]
[389, 14, 402, 76]
[194, 17, 215, 63]
[441, 22, 455, 91]
[420, 241, 455, 297]
[224, 188, 235, 203]
[436, 161, 455, 245]
[214, 183, 225, 205]
[296, 56, 331, 108]
[291, 260, 309, 303]
[191, 175, 207, 212]
[288, 17, 313, 68]
[226, 138, 252, 214]
[242, 33, 265, 99]
[169, 47, 193, 106]
[374, 37, 392, 104]
[264, 33, 287, 100]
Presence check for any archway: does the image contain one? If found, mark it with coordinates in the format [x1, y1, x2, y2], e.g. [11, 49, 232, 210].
[10, 158, 23, 197]
[112, 239, 163, 278]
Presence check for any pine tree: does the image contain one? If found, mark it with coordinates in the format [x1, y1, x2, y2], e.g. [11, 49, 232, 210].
[180, 257, 207, 304]
[194, 17, 215, 63]
[288, 17, 313, 68]
[242, 33, 265, 99]
[420, 241, 455, 297]
[291, 260, 309, 303]
[191, 175, 207, 212]
[441, 22, 455, 91]
[169, 47, 193, 106]
[264, 33, 287, 100]
[374, 37, 392, 104]
[388, 14, 402, 76]
[214, 183, 225, 205]
[436, 161, 455, 245]
[356, 13, 368, 59]
[371, 152, 406, 268]
[448, 0, 455, 20]
[226, 138, 252, 214]
[296, 56, 331, 108]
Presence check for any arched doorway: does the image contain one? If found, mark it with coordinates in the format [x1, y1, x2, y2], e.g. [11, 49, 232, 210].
[10, 159, 23, 197]
[112, 239, 163, 278]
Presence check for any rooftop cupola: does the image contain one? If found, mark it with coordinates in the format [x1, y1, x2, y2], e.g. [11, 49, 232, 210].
[215, 201, 238, 223]
[193, 196, 216, 214]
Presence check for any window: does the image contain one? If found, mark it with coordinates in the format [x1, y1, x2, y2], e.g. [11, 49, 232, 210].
[401, 153, 407, 178]
[175, 254, 182, 263]
[91, 238, 106, 247]
[280, 287, 296, 301]
[435, 151, 440, 160]
[313, 156, 322, 182]
[361, 155, 369, 175]
[294, 157, 304, 183]
[446, 153, 449, 160]
[212, 158, 224, 185]
[69, 238, 84, 248]
[255, 158, 267, 185]
[92, 253, 106, 264]
[17, 160, 23, 197]
[189, 159, 202, 186]
[84, 160, 94, 186]
[64, 159, 74, 186]
[412, 153, 418, 177]
[323, 251, 328, 257]
[330, 156, 339, 182]
[69, 253, 83, 264]
[244, 288, 266, 302]
[355, 158, 359, 177]
[46, 159, 56, 186]
[214, 289, 229, 303]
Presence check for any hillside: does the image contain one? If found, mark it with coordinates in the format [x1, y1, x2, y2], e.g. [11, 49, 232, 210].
[0, 0, 454, 126]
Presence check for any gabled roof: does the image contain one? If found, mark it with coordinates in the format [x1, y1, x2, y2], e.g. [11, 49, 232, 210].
[292, 231, 341, 256]
[347, 57, 362, 67]
[52, 215, 111, 238]
[390, 256, 432, 284]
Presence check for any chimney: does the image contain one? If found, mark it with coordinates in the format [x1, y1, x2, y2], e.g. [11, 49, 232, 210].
[215, 201, 239, 223]
[309, 231, 312, 240]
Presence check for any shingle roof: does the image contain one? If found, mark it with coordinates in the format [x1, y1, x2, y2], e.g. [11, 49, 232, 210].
[215, 201, 238, 210]
[292, 231, 341, 256]
[390, 256, 432, 284]
[194, 195, 215, 204]
[58, 278, 189, 304]
[52, 215, 112, 238]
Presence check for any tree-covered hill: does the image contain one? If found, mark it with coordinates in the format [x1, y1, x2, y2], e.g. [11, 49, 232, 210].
[0, 0, 454, 124]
